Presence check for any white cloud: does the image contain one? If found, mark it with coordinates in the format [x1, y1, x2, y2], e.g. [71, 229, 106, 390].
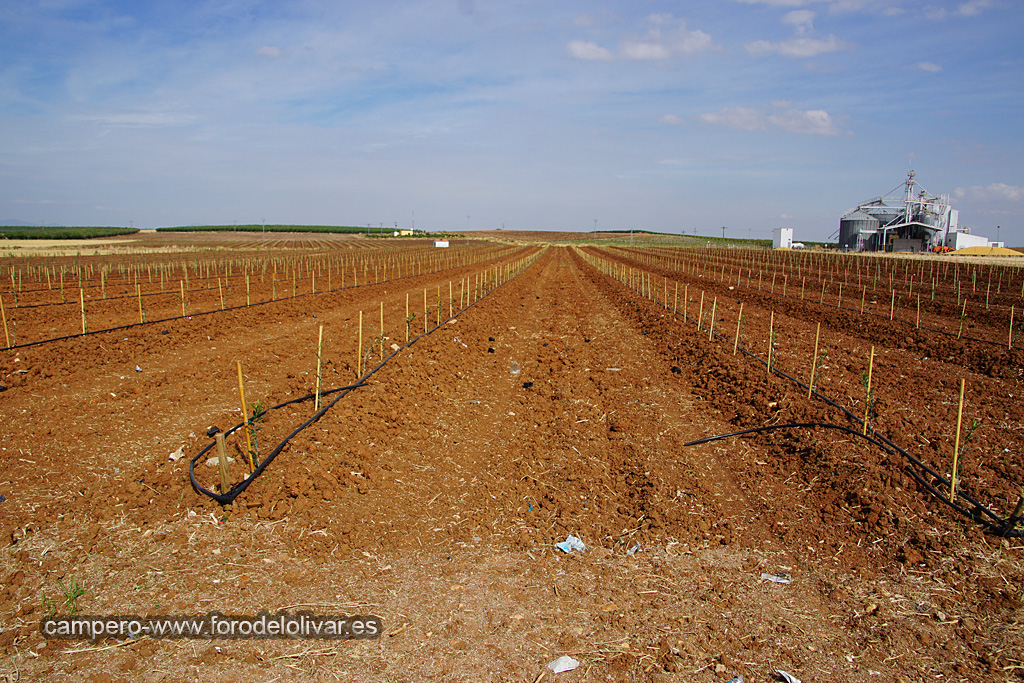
[621, 41, 672, 60]
[699, 107, 766, 131]
[256, 46, 282, 57]
[954, 183, 1024, 202]
[700, 106, 845, 135]
[746, 35, 848, 58]
[732, 0, 812, 6]
[568, 14, 714, 62]
[782, 9, 816, 33]
[658, 114, 686, 125]
[914, 61, 942, 72]
[573, 14, 596, 27]
[567, 40, 613, 61]
[958, 0, 995, 17]
[767, 108, 843, 135]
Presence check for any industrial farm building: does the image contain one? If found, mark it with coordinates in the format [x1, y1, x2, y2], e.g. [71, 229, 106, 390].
[839, 172, 993, 253]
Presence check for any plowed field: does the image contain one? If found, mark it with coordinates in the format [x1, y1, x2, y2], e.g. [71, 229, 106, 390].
[1, 245, 1022, 683]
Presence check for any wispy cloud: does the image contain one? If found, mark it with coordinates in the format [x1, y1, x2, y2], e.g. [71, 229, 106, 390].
[567, 40, 613, 61]
[256, 46, 283, 57]
[658, 114, 686, 125]
[746, 34, 848, 57]
[699, 105, 845, 135]
[568, 14, 714, 62]
[914, 61, 942, 72]
[768, 108, 843, 135]
[954, 183, 1024, 202]
[699, 107, 766, 131]
[782, 9, 816, 33]
[926, 0, 997, 20]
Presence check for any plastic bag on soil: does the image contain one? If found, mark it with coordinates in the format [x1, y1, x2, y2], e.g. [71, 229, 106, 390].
[554, 535, 586, 553]
[548, 655, 580, 673]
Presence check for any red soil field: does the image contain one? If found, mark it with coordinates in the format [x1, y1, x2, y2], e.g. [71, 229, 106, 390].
[1, 238, 1022, 682]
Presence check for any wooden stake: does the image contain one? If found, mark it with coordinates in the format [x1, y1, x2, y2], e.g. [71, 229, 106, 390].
[807, 322, 821, 399]
[181, 280, 187, 317]
[767, 311, 774, 376]
[423, 289, 428, 333]
[863, 346, 875, 435]
[697, 292, 704, 330]
[80, 288, 86, 334]
[733, 303, 743, 355]
[958, 299, 967, 339]
[950, 378, 966, 502]
[838, 282, 843, 309]
[674, 282, 679, 313]
[916, 295, 921, 329]
[0, 294, 9, 348]
[708, 297, 717, 340]
[137, 283, 144, 323]
[380, 301, 385, 362]
[357, 311, 363, 377]
[246, 274, 250, 306]
[237, 361, 255, 473]
[406, 292, 410, 343]
[315, 324, 324, 411]
[215, 432, 231, 495]
[1007, 305, 1015, 350]
[860, 286, 866, 314]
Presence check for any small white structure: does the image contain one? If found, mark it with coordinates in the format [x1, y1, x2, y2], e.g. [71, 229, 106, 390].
[773, 227, 794, 249]
[433, 239, 449, 248]
[946, 231, 990, 250]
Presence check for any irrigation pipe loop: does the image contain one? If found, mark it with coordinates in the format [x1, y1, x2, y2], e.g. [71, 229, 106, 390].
[581, 251, 1023, 538]
[189, 250, 544, 505]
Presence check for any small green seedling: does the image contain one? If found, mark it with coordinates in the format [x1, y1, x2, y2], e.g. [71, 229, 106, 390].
[247, 400, 267, 467]
[57, 578, 86, 616]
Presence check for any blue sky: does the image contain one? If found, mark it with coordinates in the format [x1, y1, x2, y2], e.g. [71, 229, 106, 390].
[1, 0, 1022, 243]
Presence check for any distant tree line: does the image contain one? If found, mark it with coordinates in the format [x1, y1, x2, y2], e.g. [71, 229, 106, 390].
[0, 226, 139, 239]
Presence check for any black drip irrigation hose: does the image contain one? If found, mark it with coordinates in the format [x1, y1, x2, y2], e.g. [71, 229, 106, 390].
[602, 247, 1020, 351]
[1, 247, 521, 352]
[583, 253, 1024, 538]
[189, 251, 544, 505]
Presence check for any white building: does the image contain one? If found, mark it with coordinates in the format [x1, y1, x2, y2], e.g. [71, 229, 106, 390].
[946, 231, 991, 250]
[773, 227, 793, 249]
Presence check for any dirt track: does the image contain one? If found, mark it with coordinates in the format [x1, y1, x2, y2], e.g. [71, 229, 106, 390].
[1, 246, 1022, 682]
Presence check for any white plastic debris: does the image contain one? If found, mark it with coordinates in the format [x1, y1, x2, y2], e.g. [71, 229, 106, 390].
[776, 670, 801, 683]
[510, 361, 521, 375]
[168, 446, 185, 462]
[761, 572, 792, 584]
[548, 655, 580, 673]
[134, 365, 142, 372]
[554, 535, 586, 553]
[626, 542, 642, 556]
[205, 456, 236, 468]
